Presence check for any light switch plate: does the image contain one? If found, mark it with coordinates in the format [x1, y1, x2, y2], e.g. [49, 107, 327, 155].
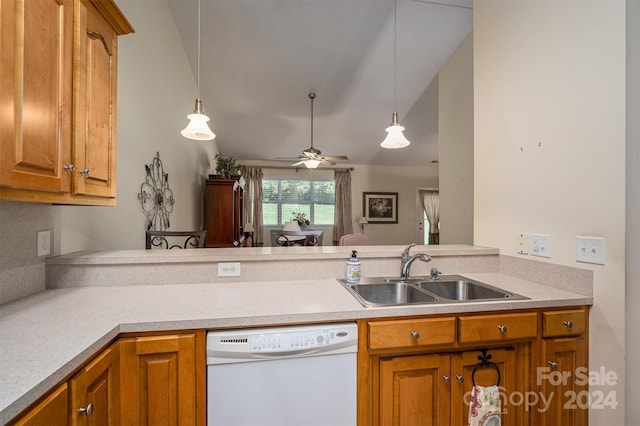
[576, 236, 605, 265]
[530, 233, 551, 258]
[37, 230, 51, 257]
[218, 262, 241, 277]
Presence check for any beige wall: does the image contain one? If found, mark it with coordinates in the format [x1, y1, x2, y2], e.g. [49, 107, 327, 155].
[438, 33, 473, 245]
[474, 1, 626, 424]
[246, 162, 438, 246]
[626, 0, 639, 421]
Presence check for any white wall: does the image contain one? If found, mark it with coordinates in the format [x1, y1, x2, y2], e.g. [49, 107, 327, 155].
[626, 0, 640, 421]
[438, 32, 473, 244]
[52, 0, 219, 253]
[474, 1, 626, 424]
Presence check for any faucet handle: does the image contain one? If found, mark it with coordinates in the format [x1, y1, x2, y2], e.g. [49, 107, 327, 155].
[401, 243, 416, 260]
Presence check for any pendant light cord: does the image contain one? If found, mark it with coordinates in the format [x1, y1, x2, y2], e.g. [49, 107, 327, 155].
[197, 0, 201, 100]
[393, 0, 397, 112]
[310, 94, 314, 149]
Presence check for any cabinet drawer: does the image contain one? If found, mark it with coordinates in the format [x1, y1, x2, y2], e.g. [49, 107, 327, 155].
[542, 309, 586, 337]
[458, 312, 537, 344]
[368, 317, 456, 350]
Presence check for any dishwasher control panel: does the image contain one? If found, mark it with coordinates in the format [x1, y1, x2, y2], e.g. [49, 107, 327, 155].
[206, 322, 358, 364]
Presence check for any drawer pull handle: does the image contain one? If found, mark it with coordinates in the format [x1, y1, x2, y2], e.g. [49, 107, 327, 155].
[64, 164, 75, 172]
[443, 375, 450, 384]
[78, 403, 94, 416]
[497, 325, 507, 333]
[456, 374, 464, 383]
[79, 169, 90, 177]
[547, 361, 559, 369]
[563, 320, 573, 328]
[410, 331, 420, 340]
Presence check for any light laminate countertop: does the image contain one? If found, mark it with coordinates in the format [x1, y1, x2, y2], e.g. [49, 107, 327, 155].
[0, 271, 591, 424]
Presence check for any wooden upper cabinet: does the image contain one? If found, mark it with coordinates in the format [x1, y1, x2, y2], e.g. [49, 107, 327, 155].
[72, 0, 120, 198]
[0, 0, 133, 205]
[0, 0, 73, 193]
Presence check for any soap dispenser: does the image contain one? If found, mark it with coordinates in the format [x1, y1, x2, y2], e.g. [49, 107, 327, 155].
[346, 250, 361, 283]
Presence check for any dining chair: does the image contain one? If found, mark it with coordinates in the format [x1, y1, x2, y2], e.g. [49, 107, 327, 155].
[338, 233, 369, 246]
[145, 230, 207, 249]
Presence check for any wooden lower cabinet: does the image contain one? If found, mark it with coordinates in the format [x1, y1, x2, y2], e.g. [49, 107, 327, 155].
[69, 343, 121, 426]
[119, 332, 205, 426]
[379, 353, 451, 425]
[377, 347, 522, 426]
[9, 384, 68, 426]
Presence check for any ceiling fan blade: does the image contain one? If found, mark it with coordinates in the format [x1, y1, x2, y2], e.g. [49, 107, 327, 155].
[321, 155, 349, 161]
[319, 159, 336, 166]
[291, 159, 307, 167]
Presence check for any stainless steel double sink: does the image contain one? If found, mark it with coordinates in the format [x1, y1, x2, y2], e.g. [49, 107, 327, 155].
[338, 275, 528, 307]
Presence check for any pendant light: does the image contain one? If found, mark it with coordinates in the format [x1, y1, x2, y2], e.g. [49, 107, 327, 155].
[181, 0, 215, 141]
[380, 0, 410, 149]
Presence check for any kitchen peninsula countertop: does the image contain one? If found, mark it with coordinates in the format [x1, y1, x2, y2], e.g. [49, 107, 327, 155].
[1, 246, 593, 423]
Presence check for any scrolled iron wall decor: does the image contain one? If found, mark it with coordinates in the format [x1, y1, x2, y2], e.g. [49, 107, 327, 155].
[138, 152, 175, 230]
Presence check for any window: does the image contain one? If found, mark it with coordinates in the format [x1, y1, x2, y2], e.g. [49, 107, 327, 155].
[263, 178, 335, 226]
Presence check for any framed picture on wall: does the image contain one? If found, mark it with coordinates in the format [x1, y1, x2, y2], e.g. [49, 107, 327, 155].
[363, 192, 398, 223]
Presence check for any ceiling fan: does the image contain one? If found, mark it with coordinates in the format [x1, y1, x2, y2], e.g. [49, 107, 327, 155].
[289, 93, 349, 169]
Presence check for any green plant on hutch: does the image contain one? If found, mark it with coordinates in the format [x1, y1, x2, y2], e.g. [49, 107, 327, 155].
[214, 153, 239, 178]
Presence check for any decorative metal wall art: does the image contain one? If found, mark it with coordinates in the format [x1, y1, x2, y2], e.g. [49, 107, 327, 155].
[138, 152, 175, 230]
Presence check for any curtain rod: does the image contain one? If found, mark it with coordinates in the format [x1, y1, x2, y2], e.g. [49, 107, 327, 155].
[240, 165, 354, 171]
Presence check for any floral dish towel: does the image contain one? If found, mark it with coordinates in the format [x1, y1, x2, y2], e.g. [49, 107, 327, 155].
[468, 385, 501, 426]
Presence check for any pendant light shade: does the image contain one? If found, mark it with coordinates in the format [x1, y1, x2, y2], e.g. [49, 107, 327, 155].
[181, 99, 215, 140]
[381, 0, 410, 149]
[181, 0, 215, 141]
[381, 111, 410, 149]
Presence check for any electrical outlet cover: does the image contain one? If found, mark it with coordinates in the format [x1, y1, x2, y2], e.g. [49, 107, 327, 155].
[37, 230, 51, 257]
[530, 233, 551, 258]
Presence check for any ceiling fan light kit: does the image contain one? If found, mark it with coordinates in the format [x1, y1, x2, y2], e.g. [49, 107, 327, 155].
[381, 0, 410, 149]
[181, 0, 216, 141]
[290, 92, 349, 169]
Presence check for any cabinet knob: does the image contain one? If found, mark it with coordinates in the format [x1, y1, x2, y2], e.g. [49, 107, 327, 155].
[443, 375, 450, 384]
[547, 361, 559, 369]
[563, 320, 573, 328]
[79, 169, 90, 177]
[64, 164, 76, 172]
[410, 330, 420, 340]
[78, 402, 94, 416]
[497, 325, 507, 333]
[456, 374, 464, 383]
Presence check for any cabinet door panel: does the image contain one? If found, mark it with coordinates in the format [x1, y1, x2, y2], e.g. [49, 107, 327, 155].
[69, 343, 120, 426]
[379, 354, 451, 426]
[0, 0, 71, 192]
[120, 334, 197, 426]
[451, 348, 518, 426]
[540, 337, 587, 426]
[72, 0, 118, 198]
[11, 383, 68, 426]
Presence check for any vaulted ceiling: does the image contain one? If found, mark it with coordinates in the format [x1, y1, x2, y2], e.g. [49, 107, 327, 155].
[168, 0, 472, 167]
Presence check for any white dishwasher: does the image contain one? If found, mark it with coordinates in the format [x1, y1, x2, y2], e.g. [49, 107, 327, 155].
[206, 322, 358, 426]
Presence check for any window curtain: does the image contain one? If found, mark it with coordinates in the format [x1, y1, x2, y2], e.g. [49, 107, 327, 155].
[240, 166, 264, 246]
[420, 190, 440, 245]
[333, 169, 353, 244]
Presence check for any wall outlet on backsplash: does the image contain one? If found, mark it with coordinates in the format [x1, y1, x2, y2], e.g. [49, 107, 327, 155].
[37, 230, 51, 257]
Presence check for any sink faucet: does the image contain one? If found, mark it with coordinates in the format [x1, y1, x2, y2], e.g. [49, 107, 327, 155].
[400, 243, 432, 280]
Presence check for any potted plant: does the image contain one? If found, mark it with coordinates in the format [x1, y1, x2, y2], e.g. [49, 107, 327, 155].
[214, 153, 239, 178]
[292, 211, 310, 228]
